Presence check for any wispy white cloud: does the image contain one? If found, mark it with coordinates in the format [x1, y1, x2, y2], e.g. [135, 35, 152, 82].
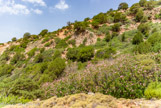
[0, 0, 30, 15]
[22, 0, 46, 6]
[22, 0, 46, 7]
[55, 0, 69, 10]
[32, 9, 43, 14]
[0, 0, 45, 15]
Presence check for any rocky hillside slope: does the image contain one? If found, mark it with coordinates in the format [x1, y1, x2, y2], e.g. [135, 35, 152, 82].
[0, 0, 161, 108]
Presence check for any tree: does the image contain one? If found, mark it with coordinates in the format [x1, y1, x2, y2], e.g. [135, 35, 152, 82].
[118, 2, 128, 10]
[12, 37, 17, 42]
[135, 9, 144, 22]
[139, 0, 147, 7]
[132, 31, 144, 45]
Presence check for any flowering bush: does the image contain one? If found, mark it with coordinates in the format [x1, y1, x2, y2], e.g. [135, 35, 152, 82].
[43, 54, 161, 99]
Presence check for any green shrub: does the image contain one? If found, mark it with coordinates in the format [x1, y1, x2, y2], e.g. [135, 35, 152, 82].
[74, 21, 87, 34]
[83, 37, 87, 45]
[111, 23, 121, 32]
[41, 37, 50, 44]
[94, 40, 107, 49]
[0, 43, 4, 45]
[152, 43, 161, 52]
[67, 46, 94, 62]
[135, 9, 144, 22]
[41, 49, 54, 62]
[64, 35, 72, 41]
[67, 48, 79, 62]
[139, 0, 147, 7]
[9, 78, 43, 99]
[145, 82, 161, 99]
[118, 2, 128, 10]
[91, 20, 99, 28]
[27, 48, 37, 58]
[93, 13, 107, 24]
[46, 58, 66, 78]
[133, 42, 152, 54]
[38, 74, 53, 84]
[23, 32, 31, 39]
[68, 39, 76, 46]
[84, 17, 90, 22]
[40, 48, 45, 53]
[10, 53, 25, 65]
[53, 50, 62, 60]
[98, 25, 110, 34]
[132, 31, 143, 45]
[0, 64, 14, 76]
[12, 37, 17, 42]
[121, 33, 126, 42]
[77, 46, 94, 62]
[44, 41, 53, 47]
[97, 38, 101, 41]
[106, 16, 114, 23]
[145, 1, 154, 10]
[20, 42, 28, 48]
[0, 95, 31, 104]
[54, 38, 61, 44]
[105, 32, 111, 42]
[112, 32, 119, 38]
[39, 29, 48, 36]
[148, 32, 161, 45]
[9, 45, 25, 52]
[77, 62, 87, 70]
[141, 16, 148, 23]
[130, 3, 140, 14]
[138, 23, 150, 35]
[95, 47, 116, 59]
[0, 52, 10, 61]
[34, 54, 44, 63]
[55, 39, 68, 49]
[114, 12, 127, 23]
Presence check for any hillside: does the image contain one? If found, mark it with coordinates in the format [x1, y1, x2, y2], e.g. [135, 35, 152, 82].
[0, 0, 161, 107]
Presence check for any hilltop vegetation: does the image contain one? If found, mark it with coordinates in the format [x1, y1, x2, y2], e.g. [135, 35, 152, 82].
[0, 0, 161, 106]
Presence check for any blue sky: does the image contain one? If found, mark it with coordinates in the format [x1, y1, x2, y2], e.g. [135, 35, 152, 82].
[0, 0, 139, 43]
